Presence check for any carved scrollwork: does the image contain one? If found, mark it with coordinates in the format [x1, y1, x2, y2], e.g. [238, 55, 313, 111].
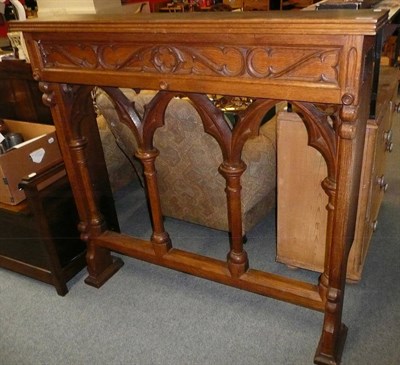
[38, 40, 340, 84]
[95, 88, 338, 195]
[39, 42, 245, 77]
[292, 101, 338, 181]
[247, 48, 339, 83]
[39, 41, 100, 69]
[101, 87, 145, 145]
[230, 99, 277, 164]
[186, 94, 233, 159]
[99, 89, 233, 156]
[151, 46, 184, 73]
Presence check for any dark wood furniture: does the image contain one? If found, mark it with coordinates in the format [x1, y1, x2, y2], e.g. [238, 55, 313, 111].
[12, 10, 387, 364]
[0, 163, 86, 296]
[368, 2, 400, 117]
[0, 58, 119, 295]
[0, 58, 53, 124]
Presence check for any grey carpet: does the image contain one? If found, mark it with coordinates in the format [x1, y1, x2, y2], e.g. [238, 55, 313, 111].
[0, 116, 399, 365]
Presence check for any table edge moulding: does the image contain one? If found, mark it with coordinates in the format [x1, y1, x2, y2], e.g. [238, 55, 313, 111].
[10, 10, 389, 365]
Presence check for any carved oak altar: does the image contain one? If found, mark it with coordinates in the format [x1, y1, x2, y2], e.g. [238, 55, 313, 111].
[11, 10, 388, 364]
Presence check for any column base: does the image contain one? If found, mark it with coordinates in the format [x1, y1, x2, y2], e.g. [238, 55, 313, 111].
[314, 323, 348, 365]
[84, 256, 124, 288]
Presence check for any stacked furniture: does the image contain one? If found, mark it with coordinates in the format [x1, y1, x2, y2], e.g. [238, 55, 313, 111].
[0, 59, 88, 295]
[276, 0, 400, 282]
[276, 66, 398, 282]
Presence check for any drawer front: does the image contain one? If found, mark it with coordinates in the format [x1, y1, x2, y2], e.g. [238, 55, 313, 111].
[369, 94, 397, 227]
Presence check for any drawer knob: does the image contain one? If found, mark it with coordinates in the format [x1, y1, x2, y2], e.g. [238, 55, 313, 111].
[394, 102, 400, 113]
[386, 142, 394, 152]
[384, 129, 393, 143]
[371, 220, 378, 232]
[377, 175, 389, 191]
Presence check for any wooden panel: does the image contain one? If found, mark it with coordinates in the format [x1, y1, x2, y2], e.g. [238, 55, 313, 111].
[276, 111, 327, 272]
[369, 83, 397, 226]
[347, 119, 377, 281]
[276, 66, 398, 282]
[243, 0, 269, 11]
[13, 11, 387, 105]
[276, 111, 380, 281]
[0, 59, 53, 123]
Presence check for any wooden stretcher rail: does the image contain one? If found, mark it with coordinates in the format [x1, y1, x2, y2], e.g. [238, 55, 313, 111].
[94, 230, 325, 311]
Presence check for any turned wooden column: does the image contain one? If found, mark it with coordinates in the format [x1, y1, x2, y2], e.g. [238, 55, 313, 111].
[315, 107, 359, 365]
[100, 87, 174, 256]
[137, 148, 172, 256]
[39, 82, 123, 288]
[219, 161, 249, 277]
[318, 176, 337, 297]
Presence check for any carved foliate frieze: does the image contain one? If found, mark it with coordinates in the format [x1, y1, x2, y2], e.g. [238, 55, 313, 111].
[246, 47, 339, 83]
[37, 41, 341, 84]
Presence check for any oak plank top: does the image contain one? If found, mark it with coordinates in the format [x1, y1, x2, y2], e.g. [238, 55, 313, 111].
[10, 9, 388, 35]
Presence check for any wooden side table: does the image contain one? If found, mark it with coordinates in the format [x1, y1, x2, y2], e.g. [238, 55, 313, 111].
[11, 11, 388, 364]
[0, 163, 86, 296]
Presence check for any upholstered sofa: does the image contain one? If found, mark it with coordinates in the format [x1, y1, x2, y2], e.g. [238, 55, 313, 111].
[95, 88, 277, 234]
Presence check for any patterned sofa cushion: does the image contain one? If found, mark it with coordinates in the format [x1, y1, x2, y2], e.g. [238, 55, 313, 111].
[96, 88, 276, 233]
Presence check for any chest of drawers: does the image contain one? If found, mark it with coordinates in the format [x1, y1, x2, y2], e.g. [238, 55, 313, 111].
[276, 66, 398, 282]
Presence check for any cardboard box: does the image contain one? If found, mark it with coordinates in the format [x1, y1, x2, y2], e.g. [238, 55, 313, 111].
[0, 119, 62, 205]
